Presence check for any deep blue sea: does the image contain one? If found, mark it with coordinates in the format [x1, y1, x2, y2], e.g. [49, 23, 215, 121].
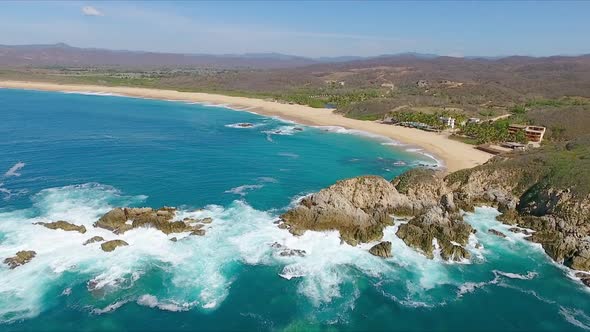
[0, 88, 589, 331]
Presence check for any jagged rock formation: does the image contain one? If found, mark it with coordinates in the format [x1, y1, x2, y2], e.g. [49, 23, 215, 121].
[280, 176, 401, 245]
[445, 138, 590, 274]
[101, 240, 128, 252]
[281, 171, 473, 261]
[281, 137, 590, 272]
[95, 207, 206, 235]
[83, 236, 105, 245]
[369, 241, 392, 258]
[35, 220, 87, 233]
[4, 250, 36, 269]
[396, 206, 473, 261]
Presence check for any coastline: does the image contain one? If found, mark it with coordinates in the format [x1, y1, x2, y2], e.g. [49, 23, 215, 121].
[0, 80, 493, 172]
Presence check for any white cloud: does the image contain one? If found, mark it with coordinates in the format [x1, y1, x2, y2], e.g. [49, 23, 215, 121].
[82, 6, 103, 17]
[4, 162, 25, 177]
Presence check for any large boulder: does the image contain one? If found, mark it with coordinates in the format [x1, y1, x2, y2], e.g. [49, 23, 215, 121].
[280, 176, 402, 245]
[101, 240, 129, 252]
[369, 241, 392, 258]
[4, 250, 36, 269]
[35, 220, 86, 234]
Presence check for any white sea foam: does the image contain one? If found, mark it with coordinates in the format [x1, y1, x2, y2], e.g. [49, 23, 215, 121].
[559, 306, 590, 330]
[257, 177, 278, 183]
[277, 152, 299, 159]
[493, 270, 538, 280]
[60, 91, 124, 97]
[137, 294, 192, 312]
[224, 184, 263, 196]
[92, 300, 128, 315]
[224, 122, 264, 129]
[262, 125, 303, 136]
[313, 126, 444, 167]
[4, 162, 25, 177]
[0, 186, 580, 323]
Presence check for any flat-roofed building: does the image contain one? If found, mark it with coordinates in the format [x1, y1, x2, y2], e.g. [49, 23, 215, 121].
[508, 124, 546, 143]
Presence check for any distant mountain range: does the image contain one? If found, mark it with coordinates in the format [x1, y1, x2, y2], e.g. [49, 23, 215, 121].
[0, 43, 588, 69]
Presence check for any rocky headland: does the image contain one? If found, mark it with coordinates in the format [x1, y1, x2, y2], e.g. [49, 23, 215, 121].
[281, 136, 590, 280]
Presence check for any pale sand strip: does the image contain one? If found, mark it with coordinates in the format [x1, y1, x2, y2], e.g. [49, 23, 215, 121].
[0, 80, 493, 172]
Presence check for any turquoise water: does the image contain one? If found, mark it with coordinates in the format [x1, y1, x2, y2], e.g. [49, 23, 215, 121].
[0, 88, 589, 331]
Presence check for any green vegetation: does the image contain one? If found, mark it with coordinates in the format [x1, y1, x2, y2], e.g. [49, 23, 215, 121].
[460, 119, 527, 144]
[464, 135, 590, 196]
[510, 104, 527, 115]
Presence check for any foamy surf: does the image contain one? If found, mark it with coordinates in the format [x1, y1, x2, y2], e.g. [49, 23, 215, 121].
[0, 185, 587, 331]
[0, 184, 519, 322]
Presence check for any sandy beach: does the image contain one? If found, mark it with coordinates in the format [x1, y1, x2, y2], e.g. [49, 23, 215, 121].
[0, 80, 492, 172]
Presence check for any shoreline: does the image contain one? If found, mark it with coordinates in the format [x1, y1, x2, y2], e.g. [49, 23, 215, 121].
[0, 80, 493, 172]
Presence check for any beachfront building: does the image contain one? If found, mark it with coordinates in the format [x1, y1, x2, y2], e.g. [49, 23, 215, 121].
[508, 124, 547, 143]
[439, 116, 456, 129]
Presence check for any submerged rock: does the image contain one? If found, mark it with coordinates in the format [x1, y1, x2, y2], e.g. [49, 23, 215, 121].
[35, 220, 86, 234]
[101, 240, 129, 252]
[95, 207, 204, 235]
[199, 217, 213, 224]
[270, 242, 306, 257]
[4, 250, 36, 269]
[279, 249, 306, 257]
[488, 229, 507, 238]
[83, 236, 105, 245]
[369, 241, 392, 258]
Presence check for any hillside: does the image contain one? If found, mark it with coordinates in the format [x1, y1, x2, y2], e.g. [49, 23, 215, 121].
[2, 45, 590, 142]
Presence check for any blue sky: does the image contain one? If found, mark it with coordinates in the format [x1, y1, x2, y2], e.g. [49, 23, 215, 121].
[1, 1, 589, 57]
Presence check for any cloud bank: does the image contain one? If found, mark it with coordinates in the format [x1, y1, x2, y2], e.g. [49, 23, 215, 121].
[82, 6, 103, 17]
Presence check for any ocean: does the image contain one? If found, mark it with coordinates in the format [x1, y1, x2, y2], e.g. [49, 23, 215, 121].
[0, 88, 589, 331]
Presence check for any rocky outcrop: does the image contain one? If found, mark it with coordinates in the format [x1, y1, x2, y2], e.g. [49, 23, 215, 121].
[369, 241, 392, 258]
[35, 220, 86, 233]
[280, 176, 402, 245]
[95, 207, 206, 235]
[101, 240, 128, 252]
[83, 236, 105, 245]
[281, 171, 473, 261]
[391, 169, 447, 215]
[396, 206, 473, 261]
[4, 250, 36, 269]
[280, 141, 590, 271]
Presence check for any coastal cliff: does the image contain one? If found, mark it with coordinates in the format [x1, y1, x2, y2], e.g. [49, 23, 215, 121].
[281, 136, 590, 274]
